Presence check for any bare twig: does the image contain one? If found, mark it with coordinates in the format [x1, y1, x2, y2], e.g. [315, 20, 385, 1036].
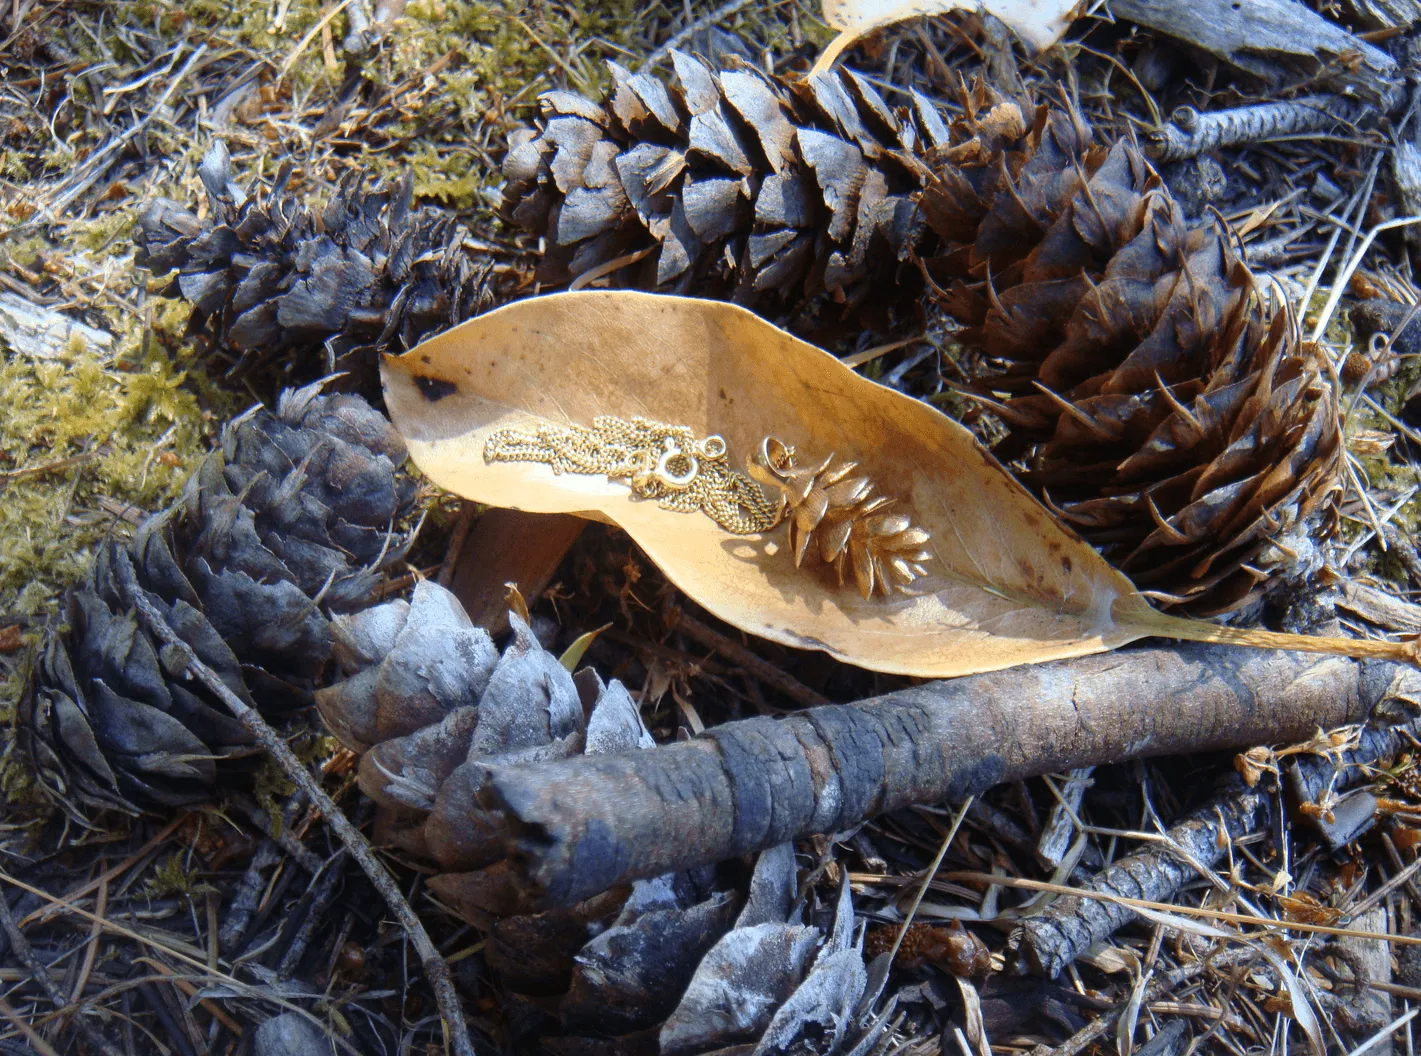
[673, 610, 831, 709]
[1148, 96, 1366, 161]
[111, 553, 477, 1056]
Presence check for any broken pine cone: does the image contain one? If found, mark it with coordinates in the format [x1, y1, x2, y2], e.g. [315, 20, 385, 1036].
[501, 52, 948, 327]
[136, 142, 501, 388]
[21, 382, 416, 816]
[318, 580, 883, 1054]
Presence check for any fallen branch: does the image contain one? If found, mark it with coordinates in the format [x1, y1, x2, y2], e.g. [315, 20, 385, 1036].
[461, 643, 1417, 908]
[1109, 0, 1400, 105]
[110, 551, 478, 1056]
[0, 290, 114, 360]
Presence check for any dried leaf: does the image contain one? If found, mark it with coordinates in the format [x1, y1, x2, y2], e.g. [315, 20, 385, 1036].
[814, 0, 1081, 73]
[383, 292, 1141, 677]
[558, 623, 610, 672]
[381, 292, 1420, 678]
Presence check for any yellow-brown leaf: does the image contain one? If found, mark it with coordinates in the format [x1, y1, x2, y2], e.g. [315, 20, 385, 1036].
[382, 292, 1420, 677]
[383, 291, 1153, 677]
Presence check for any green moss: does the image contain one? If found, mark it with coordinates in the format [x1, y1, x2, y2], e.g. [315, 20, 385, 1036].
[145, 850, 216, 898]
[0, 314, 233, 728]
[70, 210, 134, 253]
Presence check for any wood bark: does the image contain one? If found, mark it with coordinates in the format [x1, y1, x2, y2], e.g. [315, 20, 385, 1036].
[1109, 0, 1400, 105]
[459, 644, 1419, 908]
[0, 290, 114, 360]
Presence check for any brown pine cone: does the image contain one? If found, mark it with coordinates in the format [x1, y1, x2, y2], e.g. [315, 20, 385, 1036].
[21, 383, 416, 816]
[918, 90, 1342, 615]
[501, 53, 946, 327]
[136, 143, 502, 387]
[318, 581, 878, 1054]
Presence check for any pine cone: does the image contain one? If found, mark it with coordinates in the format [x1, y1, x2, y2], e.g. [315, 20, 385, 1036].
[748, 437, 933, 599]
[917, 90, 1343, 615]
[21, 383, 416, 816]
[500, 53, 945, 324]
[136, 143, 501, 386]
[318, 581, 879, 1054]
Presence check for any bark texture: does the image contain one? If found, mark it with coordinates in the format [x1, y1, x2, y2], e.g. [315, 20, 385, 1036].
[1109, 0, 1399, 104]
[469, 645, 1412, 907]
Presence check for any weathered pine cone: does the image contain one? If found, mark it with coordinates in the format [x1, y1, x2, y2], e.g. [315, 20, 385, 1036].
[318, 580, 881, 1054]
[22, 383, 415, 816]
[136, 142, 501, 386]
[501, 53, 944, 325]
[917, 87, 1342, 615]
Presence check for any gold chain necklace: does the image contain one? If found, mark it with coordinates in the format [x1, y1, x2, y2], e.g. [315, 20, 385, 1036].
[484, 416, 782, 534]
[483, 414, 935, 599]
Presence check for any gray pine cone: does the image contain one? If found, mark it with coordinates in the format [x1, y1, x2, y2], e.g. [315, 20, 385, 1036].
[136, 142, 501, 386]
[22, 382, 416, 816]
[318, 580, 884, 1055]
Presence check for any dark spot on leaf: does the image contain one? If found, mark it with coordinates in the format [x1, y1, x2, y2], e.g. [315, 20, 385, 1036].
[421, 355, 432, 364]
[416, 376, 458, 402]
[1061, 556, 1072, 573]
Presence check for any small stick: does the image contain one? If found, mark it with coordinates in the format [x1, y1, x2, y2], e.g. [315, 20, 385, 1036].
[62, 876, 107, 1027]
[1147, 96, 1365, 161]
[1009, 779, 1270, 977]
[437, 501, 479, 587]
[342, 0, 374, 52]
[1010, 717, 1421, 976]
[673, 610, 831, 709]
[112, 555, 477, 1056]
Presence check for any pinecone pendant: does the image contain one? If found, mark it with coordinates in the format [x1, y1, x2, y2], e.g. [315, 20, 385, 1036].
[748, 437, 933, 599]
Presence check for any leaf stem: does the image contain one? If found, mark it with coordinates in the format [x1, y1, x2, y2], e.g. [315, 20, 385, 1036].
[1136, 609, 1421, 665]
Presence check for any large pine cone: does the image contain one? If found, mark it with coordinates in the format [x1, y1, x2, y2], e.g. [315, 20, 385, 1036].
[319, 581, 881, 1055]
[22, 383, 416, 816]
[917, 90, 1342, 615]
[136, 143, 501, 386]
[501, 53, 944, 326]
